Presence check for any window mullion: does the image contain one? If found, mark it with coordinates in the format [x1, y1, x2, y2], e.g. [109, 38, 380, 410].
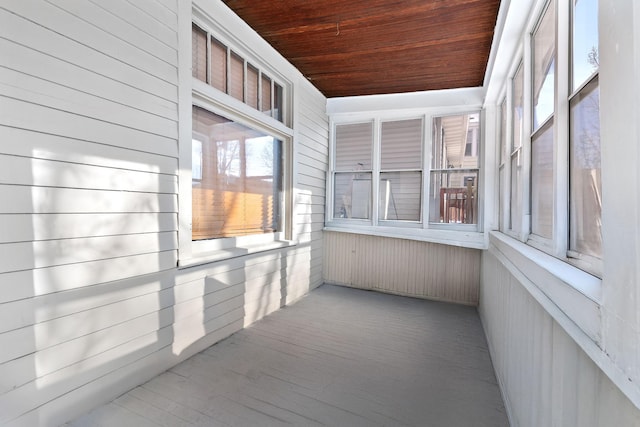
[372, 118, 381, 226]
[555, 0, 570, 258]
[422, 115, 431, 229]
[522, 33, 533, 242]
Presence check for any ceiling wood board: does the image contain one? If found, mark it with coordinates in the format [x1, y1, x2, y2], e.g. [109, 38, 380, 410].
[222, 0, 500, 98]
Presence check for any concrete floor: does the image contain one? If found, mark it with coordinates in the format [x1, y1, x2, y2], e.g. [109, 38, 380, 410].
[67, 284, 509, 426]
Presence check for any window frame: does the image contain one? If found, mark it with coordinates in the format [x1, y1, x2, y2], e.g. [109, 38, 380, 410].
[178, 5, 295, 268]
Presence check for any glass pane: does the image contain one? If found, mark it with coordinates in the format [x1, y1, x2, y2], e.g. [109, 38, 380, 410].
[570, 79, 601, 257]
[432, 113, 480, 170]
[274, 83, 283, 122]
[512, 63, 524, 149]
[192, 106, 282, 240]
[429, 170, 478, 224]
[531, 123, 554, 238]
[261, 74, 272, 114]
[379, 172, 421, 221]
[229, 52, 244, 101]
[572, 0, 598, 91]
[380, 119, 422, 170]
[333, 172, 371, 219]
[510, 151, 521, 231]
[335, 122, 373, 171]
[210, 37, 227, 92]
[192, 24, 207, 82]
[532, 0, 556, 131]
[246, 64, 259, 109]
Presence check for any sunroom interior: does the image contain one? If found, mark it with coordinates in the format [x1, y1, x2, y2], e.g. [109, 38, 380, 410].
[2, 0, 640, 426]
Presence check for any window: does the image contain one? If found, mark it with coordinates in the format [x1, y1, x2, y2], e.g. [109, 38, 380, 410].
[430, 113, 480, 225]
[180, 15, 293, 265]
[569, 0, 601, 264]
[191, 23, 285, 124]
[192, 106, 282, 239]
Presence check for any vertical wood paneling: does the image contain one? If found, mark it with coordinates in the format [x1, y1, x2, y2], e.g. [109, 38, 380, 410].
[480, 250, 640, 426]
[323, 231, 480, 305]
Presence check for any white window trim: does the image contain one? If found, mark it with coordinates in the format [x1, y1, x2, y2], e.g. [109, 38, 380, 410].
[326, 105, 485, 249]
[177, 1, 295, 268]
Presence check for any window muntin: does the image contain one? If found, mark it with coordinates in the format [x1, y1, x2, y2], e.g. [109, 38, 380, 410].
[192, 106, 282, 240]
[429, 113, 480, 225]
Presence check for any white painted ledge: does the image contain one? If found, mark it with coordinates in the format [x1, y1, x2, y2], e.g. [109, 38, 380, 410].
[178, 240, 296, 269]
[324, 225, 486, 249]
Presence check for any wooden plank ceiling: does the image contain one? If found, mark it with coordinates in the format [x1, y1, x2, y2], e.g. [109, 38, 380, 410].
[221, 0, 501, 98]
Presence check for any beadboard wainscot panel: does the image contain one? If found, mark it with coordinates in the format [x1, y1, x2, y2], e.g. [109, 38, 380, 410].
[324, 231, 480, 305]
[480, 243, 640, 426]
[0, 0, 328, 425]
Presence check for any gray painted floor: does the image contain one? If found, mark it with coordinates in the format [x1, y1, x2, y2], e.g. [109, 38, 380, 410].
[68, 285, 509, 426]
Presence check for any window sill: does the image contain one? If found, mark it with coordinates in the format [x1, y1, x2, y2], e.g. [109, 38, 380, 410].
[178, 239, 296, 269]
[324, 224, 486, 249]
[489, 230, 601, 343]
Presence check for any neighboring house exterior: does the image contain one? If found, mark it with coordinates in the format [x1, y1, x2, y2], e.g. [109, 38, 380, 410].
[1, 0, 640, 426]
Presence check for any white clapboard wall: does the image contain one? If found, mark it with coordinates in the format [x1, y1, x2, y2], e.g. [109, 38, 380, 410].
[0, 0, 327, 425]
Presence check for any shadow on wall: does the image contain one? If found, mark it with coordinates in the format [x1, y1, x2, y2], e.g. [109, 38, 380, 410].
[0, 142, 177, 426]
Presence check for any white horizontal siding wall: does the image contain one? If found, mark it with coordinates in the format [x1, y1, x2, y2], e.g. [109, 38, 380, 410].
[0, 1, 327, 425]
[480, 249, 640, 426]
[324, 231, 480, 305]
